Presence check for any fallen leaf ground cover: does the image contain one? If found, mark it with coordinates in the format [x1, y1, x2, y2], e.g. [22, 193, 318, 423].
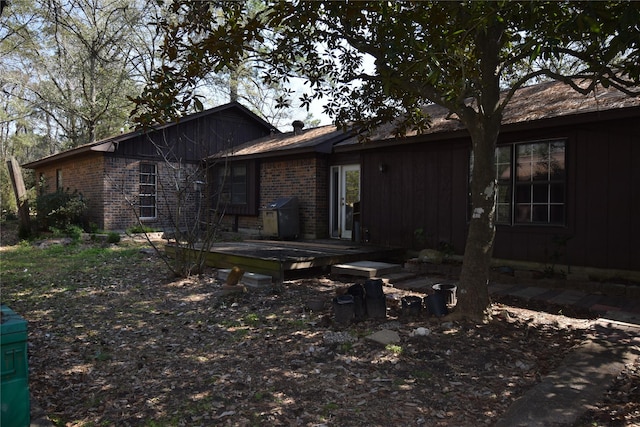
[0, 222, 638, 426]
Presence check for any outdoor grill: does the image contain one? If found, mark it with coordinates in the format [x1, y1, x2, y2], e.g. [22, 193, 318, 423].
[261, 197, 300, 240]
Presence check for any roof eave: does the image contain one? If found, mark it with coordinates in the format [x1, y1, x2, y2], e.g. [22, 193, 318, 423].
[335, 104, 640, 152]
[207, 128, 354, 161]
[22, 141, 115, 169]
[209, 143, 333, 162]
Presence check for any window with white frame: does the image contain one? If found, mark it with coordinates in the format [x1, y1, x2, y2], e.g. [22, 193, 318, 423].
[496, 139, 566, 225]
[139, 163, 157, 219]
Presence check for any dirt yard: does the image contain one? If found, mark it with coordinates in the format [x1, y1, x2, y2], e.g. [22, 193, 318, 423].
[1, 222, 638, 426]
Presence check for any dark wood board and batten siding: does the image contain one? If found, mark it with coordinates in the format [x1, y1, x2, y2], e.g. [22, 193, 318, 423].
[360, 138, 470, 252]
[112, 109, 273, 162]
[570, 119, 638, 270]
[357, 113, 639, 272]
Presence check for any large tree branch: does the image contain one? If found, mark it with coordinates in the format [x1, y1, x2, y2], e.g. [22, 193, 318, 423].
[497, 69, 550, 111]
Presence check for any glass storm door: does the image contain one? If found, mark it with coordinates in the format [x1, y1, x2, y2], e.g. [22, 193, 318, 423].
[331, 165, 360, 239]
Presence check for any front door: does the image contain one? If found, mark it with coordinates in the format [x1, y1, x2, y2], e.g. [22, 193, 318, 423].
[330, 164, 360, 240]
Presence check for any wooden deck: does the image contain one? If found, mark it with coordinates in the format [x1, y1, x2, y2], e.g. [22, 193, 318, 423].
[166, 239, 405, 282]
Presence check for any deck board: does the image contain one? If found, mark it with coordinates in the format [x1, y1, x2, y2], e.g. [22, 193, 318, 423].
[166, 240, 404, 282]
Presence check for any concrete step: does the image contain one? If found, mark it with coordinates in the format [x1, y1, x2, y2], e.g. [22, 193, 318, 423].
[331, 261, 402, 278]
[217, 269, 272, 288]
[380, 270, 419, 285]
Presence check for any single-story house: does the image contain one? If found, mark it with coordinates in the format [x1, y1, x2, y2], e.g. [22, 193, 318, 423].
[23, 102, 276, 231]
[24, 81, 639, 276]
[210, 80, 640, 274]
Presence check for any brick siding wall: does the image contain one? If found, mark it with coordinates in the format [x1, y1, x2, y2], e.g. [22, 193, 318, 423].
[34, 153, 106, 229]
[35, 154, 202, 232]
[34, 152, 328, 238]
[102, 157, 137, 230]
[216, 156, 329, 239]
[103, 157, 201, 232]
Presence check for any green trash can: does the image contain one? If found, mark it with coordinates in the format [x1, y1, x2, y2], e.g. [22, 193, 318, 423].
[1, 305, 30, 427]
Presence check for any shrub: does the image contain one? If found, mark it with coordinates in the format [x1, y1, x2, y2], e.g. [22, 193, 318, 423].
[48, 225, 83, 240]
[65, 225, 84, 241]
[107, 232, 121, 244]
[127, 224, 156, 234]
[36, 189, 88, 231]
[18, 224, 31, 240]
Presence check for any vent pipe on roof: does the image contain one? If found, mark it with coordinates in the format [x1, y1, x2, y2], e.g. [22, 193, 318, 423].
[292, 120, 304, 135]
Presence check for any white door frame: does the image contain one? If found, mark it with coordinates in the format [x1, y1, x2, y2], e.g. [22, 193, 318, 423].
[330, 164, 360, 239]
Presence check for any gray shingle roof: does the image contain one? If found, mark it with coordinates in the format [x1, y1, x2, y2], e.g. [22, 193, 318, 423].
[337, 80, 640, 146]
[216, 80, 639, 158]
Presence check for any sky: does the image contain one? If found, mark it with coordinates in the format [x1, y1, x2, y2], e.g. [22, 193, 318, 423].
[286, 53, 376, 129]
[287, 79, 334, 127]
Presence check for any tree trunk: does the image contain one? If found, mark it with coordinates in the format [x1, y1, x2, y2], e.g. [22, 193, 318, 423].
[229, 67, 239, 102]
[454, 117, 501, 322]
[6, 157, 31, 233]
[451, 15, 505, 322]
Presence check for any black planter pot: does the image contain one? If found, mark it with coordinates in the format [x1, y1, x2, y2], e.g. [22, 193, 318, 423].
[333, 294, 355, 324]
[401, 296, 423, 317]
[364, 278, 384, 298]
[425, 293, 448, 317]
[348, 284, 367, 321]
[432, 283, 457, 306]
[365, 295, 386, 319]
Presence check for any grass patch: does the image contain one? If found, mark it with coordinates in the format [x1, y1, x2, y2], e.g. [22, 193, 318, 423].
[1, 241, 156, 307]
[218, 319, 242, 328]
[287, 318, 308, 329]
[337, 342, 353, 354]
[322, 402, 339, 418]
[91, 349, 113, 362]
[2, 244, 137, 279]
[243, 313, 261, 326]
[412, 370, 432, 380]
[385, 344, 403, 354]
[252, 390, 274, 402]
